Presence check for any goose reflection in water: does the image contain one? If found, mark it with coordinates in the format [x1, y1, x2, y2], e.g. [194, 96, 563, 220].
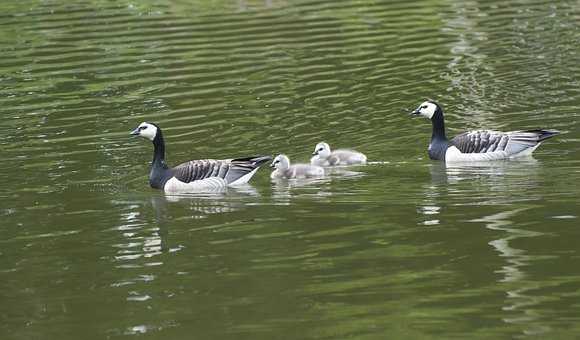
[420, 159, 542, 224]
[151, 184, 260, 220]
[428, 158, 541, 192]
[420, 161, 552, 336]
[110, 202, 167, 272]
[471, 208, 552, 337]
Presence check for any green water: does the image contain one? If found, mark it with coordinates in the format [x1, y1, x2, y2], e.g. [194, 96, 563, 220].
[1, 0, 580, 339]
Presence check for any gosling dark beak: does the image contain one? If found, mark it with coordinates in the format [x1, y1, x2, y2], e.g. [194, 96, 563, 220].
[312, 151, 318, 156]
[130, 128, 140, 136]
[270, 162, 276, 168]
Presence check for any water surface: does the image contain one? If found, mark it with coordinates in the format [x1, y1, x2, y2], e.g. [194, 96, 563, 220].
[1, 0, 580, 339]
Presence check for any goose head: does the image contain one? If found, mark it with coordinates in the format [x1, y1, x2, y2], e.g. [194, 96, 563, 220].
[411, 100, 441, 120]
[270, 154, 290, 170]
[312, 142, 331, 158]
[131, 122, 159, 141]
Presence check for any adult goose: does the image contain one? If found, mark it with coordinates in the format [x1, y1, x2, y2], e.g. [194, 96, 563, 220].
[410, 100, 559, 162]
[310, 142, 367, 166]
[270, 154, 324, 179]
[131, 122, 271, 193]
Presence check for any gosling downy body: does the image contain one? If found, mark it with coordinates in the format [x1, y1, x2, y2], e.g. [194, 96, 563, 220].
[270, 154, 324, 179]
[310, 142, 367, 166]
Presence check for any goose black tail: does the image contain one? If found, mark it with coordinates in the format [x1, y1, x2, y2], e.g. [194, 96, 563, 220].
[526, 129, 560, 141]
[225, 155, 272, 184]
[232, 155, 272, 167]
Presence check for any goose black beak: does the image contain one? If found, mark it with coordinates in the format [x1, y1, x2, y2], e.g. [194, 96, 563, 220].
[410, 109, 421, 116]
[130, 128, 140, 136]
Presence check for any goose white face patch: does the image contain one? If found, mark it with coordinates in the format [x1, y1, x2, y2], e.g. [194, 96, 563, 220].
[136, 122, 157, 141]
[416, 101, 437, 119]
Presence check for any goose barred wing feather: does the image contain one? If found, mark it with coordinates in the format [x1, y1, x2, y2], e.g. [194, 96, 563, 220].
[450, 129, 559, 155]
[171, 155, 272, 184]
[450, 130, 509, 153]
[171, 159, 229, 183]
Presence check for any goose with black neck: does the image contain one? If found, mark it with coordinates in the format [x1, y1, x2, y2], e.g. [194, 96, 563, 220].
[410, 100, 559, 163]
[131, 122, 271, 193]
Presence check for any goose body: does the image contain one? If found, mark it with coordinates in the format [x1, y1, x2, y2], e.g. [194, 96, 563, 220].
[131, 122, 271, 193]
[310, 142, 367, 166]
[410, 101, 559, 163]
[271, 154, 325, 179]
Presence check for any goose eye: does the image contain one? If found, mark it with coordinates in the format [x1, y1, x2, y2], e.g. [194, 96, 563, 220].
[139, 126, 148, 130]
[421, 105, 427, 109]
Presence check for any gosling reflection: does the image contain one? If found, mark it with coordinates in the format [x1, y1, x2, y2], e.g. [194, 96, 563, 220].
[271, 177, 331, 204]
[270, 168, 365, 204]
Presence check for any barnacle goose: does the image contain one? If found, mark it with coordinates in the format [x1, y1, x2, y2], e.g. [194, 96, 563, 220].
[410, 101, 559, 163]
[131, 122, 271, 193]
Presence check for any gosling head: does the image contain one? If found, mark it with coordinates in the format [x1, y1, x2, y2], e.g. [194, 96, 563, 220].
[270, 154, 290, 170]
[312, 142, 331, 158]
[130, 122, 159, 141]
[410, 100, 441, 120]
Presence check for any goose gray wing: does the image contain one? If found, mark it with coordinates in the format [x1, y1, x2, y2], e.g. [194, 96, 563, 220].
[171, 159, 229, 183]
[450, 130, 509, 153]
[171, 155, 272, 184]
[450, 129, 559, 155]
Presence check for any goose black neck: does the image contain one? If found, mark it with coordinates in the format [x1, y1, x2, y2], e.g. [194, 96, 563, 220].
[430, 108, 447, 142]
[152, 129, 167, 169]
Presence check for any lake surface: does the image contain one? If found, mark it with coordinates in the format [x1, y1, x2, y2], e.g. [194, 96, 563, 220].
[1, 0, 580, 338]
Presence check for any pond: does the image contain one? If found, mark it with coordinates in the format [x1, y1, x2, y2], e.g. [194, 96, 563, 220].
[1, 0, 579, 338]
